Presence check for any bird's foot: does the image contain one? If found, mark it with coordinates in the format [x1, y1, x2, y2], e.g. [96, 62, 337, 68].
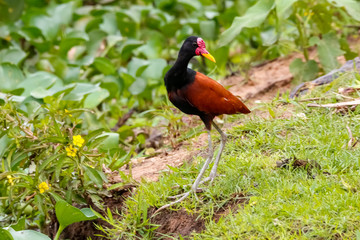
[154, 191, 191, 214]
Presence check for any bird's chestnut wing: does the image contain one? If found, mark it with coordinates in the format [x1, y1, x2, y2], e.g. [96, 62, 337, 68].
[183, 72, 250, 115]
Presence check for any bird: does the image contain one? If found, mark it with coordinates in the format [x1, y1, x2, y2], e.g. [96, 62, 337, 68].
[158, 36, 250, 212]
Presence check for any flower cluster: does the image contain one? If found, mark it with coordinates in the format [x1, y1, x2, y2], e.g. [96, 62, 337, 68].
[38, 182, 50, 193]
[65, 135, 85, 157]
[7, 175, 14, 186]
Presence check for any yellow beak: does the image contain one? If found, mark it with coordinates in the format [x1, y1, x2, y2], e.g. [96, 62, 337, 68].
[202, 53, 216, 63]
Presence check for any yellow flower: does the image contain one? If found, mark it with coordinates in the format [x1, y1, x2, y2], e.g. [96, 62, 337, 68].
[7, 175, 14, 186]
[66, 144, 77, 157]
[65, 109, 72, 117]
[73, 135, 85, 148]
[38, 182, 50, 194]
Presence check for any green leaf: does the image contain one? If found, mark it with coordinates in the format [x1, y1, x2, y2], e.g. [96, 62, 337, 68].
[5, 227, 51, 240]
[290, 58, 319, 82]
[10, 217, 25, 231]
[219, 0, 275, 47]
[39, 153, 64, 172]
[200, 20, 216, 40]
[328, 0, 360, 21]
[0, 49, 27, 66]
[55, 199, 97, 231]
[62, 83, 102, 101]
[0, 63, 25, 92]
[0, 0, 24, 23]
[59, 30, 89, 57]
[97, 133, 119, 150]
[0, 135, 11, 158]
[118, 39, 143, 62]
[84, 88, 110, 108]
[141, 58, 167, 81]
[17, 71, 63, 97]
[116, 12, 137, 38]
[129, 77, 147, 95]
[100, 13, 118, 35]
[310, 33, 344, 73]
[275, 0, 297, 19]
[93, 57, 116, 75]
[83, 166, 105, 188]
[99, 75, 122, 98]
[0, 228, 14, 240]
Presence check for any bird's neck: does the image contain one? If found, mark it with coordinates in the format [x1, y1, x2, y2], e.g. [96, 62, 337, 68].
[172, 52, 193, 73]
[165, 51, 196, 90]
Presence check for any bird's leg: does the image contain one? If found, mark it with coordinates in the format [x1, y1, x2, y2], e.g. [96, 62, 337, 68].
[208, 121, 227, 183]
[191, 129, 214, 193]
[155, 129, 214, 213]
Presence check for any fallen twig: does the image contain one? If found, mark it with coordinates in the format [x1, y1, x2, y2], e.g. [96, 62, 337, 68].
[307, 99, 360, 108]
[111, 108, 136, 132]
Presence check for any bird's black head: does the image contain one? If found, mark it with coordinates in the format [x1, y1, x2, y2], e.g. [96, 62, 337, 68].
[179, 36, 216, 63]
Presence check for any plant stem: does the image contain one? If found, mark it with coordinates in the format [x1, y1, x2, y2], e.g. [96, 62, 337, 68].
[295, 13, 309, 61]
[54, 225, 64, 240]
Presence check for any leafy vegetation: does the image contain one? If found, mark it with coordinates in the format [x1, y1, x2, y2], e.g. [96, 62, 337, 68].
[0, 0, 360, 238]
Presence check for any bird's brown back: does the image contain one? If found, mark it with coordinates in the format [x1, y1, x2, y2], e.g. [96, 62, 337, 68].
[182, 72, 250, 116]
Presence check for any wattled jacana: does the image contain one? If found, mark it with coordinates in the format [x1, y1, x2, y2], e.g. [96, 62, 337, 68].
[158, 36, 250, 211]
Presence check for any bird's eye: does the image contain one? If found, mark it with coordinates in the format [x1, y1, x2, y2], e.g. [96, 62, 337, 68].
[192, 42, 197, 47]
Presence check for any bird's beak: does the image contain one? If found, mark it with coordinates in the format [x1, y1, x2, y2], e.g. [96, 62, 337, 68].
[202, 53, 216, 63]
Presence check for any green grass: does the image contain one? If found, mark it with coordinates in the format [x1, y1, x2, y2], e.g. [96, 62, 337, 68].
[99, 74, 360, 239]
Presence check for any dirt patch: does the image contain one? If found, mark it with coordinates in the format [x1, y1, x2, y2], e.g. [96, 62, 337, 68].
[213, 192, 249, 223]
[45, 185, 136, 240]
[150, 208, 206, 239]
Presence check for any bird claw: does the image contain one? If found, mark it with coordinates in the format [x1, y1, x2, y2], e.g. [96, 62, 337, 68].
[154, 191, 191, 214]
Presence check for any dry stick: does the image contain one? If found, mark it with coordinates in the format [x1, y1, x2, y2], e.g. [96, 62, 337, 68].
[298, 97, 326, 102]
[111, 108, 136, 132]
[307, 99, 360, 108]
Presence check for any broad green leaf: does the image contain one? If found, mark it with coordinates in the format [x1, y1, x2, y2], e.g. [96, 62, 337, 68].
[219, 0, 275, 47]
[83, 165, 105, 188]
[0, 49, 27, 65]
[275, 0, 297, 19]
[10, 217, 25, 231]
[328, 0, 360, 21]
[116, 12, 137, 38]
[141, 58, 167, 80]
[17, 71, 63, 97]
[62, 83, 101, 101]
[97, 133, 119, 150]
[136, 31, 164, 59]
[310, 33, 344, 73]
[118, 40, 143, 62]
[0, 63, 25, 92]
[59, 30, 89, 57]
[84, 88, 110, 108]
[0, 228, 13, 240]
[6, 227, 51, 240]
[290, 58, 319, 82]
[128, 58, 149, 76]
[0, 135, 11, 158]
[178, 0, 201, 11]
[100, 75, 122, 98]
[260, 27, 277, 46]
[100, 13, 118, 35]
[200, 20, 216, 40]
[93, 57, 116, 75]
[55, 199, 97, 230]
[0, 0, 24, 23]
[129, 77, 147, 95]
